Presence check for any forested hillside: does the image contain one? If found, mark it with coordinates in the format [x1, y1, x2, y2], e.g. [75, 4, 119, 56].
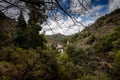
[66, 8, 120, 80]
[0, 7, 120, 80]
[45, 33, 67, 43]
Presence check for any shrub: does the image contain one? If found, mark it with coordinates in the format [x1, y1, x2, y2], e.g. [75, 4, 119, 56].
[2, 75, 11, 80]
[112, 38, 120, 50]
[80, 75, 95, 80]
[110, 51, 120, 80]
[80, 71, 110, 80]
[87, 35, 96, 45]
[0, 32, 11, 47]
[65, 44, 75, 57]
[95, 25, 120, 53]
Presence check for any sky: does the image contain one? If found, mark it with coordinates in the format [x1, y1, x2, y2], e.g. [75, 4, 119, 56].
[41, 0, 120, 35]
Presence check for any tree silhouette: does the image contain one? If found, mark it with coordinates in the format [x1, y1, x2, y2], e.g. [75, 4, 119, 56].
[0, 0, 90, 29]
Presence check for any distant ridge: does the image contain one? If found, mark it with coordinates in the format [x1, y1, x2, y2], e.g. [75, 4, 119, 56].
[45, 33, 67, 43]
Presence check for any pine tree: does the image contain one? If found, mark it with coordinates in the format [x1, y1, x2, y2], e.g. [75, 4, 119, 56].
[13, 11, 27, 48]
[25, 20, 46, 49]
[14, 11, 46, 49]
[16, 11, 27, 35]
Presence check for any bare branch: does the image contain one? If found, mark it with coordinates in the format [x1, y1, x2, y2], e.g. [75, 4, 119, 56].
[45, 20, 54, 33]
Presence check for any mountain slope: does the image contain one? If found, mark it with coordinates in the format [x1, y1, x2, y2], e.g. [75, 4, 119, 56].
[68, 8, 120, 49]
[66, 9, 120, 75]
[45, 33, 67, 43]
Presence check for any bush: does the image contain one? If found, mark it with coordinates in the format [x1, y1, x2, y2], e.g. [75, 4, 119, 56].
[112, 38, 120, 50]
[0, 61, 16, 80]
[65, 44, 75, 57]
[80, 71, 110, 80]
[87, 35, 96, 45]
[0, 32, 11, 47]
[95, 25, 120, 53]
[80, 75, 96, 80]
[73, 48, 87, 66]
[58, 62, 83, 80]
[110, 51, 120, 80]
[98, 34, 114, 52]
[2, 75, 11, 80]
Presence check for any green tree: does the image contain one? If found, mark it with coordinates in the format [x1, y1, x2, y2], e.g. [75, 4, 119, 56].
[13, 12, 27, 48]
[17, 11, 27, 34]
[111, 51, 120, 80]
[65, 44, 75, 57]
[25, 18, 46, 49]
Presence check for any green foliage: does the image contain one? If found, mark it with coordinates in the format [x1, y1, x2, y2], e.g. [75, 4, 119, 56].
[16, 12, 27, 34]
[95, 36, 113, 53]
[80, 71, 110, 80]
[110, 51, 120, 80]
[114, 51, 120, 65]
[66, 46, 98, 68]
[0, 61, 16, 80]
[85, 48, 99, 70]
[112, 38, 120, 50]
[80, 75, 96, 80]
[25, 24, 46, 49]
[0, 11, 48, 79]
[68, 33, 79, 43]
[13, 12, 27, 48]
[13, 12, 46, 49]
[58, 62, 82, 80]
[46, 33, 67, 44]
[95, 25, 120, 53]
[0, 32, 11, 48]
[28, 9, 47, 24]
[87, 35, 97, 45]
[59, 52, 69, 63]
[24, 14, 46, 49]
[0, 47, 59, 80]
[65, 44, 75, 57]
[73, 48, 87, 66]
[2, 75, 11, 80]
[95, 71, 110, 80]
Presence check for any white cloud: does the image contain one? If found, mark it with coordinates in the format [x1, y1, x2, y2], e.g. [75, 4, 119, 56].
[70, 0, 91, 14]
[42, 0, 105, 35]
[42, 17, 94, 35]
[109, 0, 120, 12]
[84, 5, 106, 19]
